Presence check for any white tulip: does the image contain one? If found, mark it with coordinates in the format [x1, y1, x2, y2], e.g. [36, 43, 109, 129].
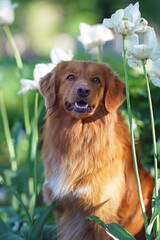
[103, 2, 148, 35]
[78, 22, 114, 47]
[50, 48, 73, 65]
[125, 27, 160, 67]
[126, 50, 142, 68]
[18, 63, 54, 94]
[18, 48, 73, 95]
[148, 59, 160, 87]
[0, 0, 18, 25]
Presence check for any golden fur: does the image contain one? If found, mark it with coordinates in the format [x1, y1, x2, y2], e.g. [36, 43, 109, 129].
[40, 61, 154, 240]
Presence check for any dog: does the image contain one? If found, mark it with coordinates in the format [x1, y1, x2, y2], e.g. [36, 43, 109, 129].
[40, 60, 154, 240]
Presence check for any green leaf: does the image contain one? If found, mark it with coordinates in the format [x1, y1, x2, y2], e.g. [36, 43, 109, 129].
[86, 216, 106, 229]
[152, 178, 160, 210]
[11, 121, 23, 159]
[42, 225, 57, 240]
[27, 203, 60, 240]
[106, 222, 136, 240]
[87, 216, 136, 240]
[4, 169, 28, 194]
[146, 199, 160, 237]
[0, 218, 24, 240]
[150, 178, 160, 237]
[155, 235, 160, 240]
[4, 183, 31, 226]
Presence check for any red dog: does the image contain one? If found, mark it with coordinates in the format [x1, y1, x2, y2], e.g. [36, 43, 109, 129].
[40, 61, 154, 240]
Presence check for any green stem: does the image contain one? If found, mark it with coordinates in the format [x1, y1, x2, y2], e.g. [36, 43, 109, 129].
[3, 25, 31, 137]
[0, 92, 17, 170]
[32, 92, 39, 222]
[34, 92, 39, 189]
[97, 45, 102, 62]
[122, 35, 149, 232]
[23, 94, 31, 137]
[142, 60, 159, 236]
[3, 25, 23, 75]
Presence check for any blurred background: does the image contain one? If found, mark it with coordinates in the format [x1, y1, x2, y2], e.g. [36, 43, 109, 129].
[0, 0, 160, 237]
[0, 0, 160, 192]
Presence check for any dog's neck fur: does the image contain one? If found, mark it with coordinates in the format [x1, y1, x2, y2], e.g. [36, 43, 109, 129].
[42, 106, 131, 183]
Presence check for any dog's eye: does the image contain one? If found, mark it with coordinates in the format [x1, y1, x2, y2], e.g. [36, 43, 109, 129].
[66, 74, 75, 81]
[93, 77, 100, 84]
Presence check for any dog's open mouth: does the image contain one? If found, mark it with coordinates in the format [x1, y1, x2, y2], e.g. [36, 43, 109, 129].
[65, 101, 95, 114]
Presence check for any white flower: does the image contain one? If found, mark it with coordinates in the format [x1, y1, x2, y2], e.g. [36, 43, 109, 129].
[50, 47, 73, 66]
[0, 0, 18, 25]
[103, 2, 148, 35]
[78, 22, 114, 47]
[148, 59, 160, 87]
[18, 47, 73, 95]
[126, 50, 142, 68]
[125, 27, 160, 67]
[18, 63, 54, 94]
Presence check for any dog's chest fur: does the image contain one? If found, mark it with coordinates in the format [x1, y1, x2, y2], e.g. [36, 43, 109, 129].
[42, 112, 126, 222]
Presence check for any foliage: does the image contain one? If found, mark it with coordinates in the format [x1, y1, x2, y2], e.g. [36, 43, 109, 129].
[86, 216, 136, 240]
[0, 1, 160, 240]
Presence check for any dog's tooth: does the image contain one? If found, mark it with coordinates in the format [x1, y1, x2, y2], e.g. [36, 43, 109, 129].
[75, 102, 79, 108]
[75, 102, 88, 109]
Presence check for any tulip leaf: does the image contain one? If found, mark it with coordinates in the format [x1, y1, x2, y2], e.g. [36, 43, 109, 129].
[86, 215, 136, 240]
[0, 218, 24, 240]
[155, 235, 160, 240]
[27, 203, 59, 240]
[149, 178, 160, 237]
[4, 183, 31, 226]
[152, 178, 160, 209]
[146, 199, 160, 237]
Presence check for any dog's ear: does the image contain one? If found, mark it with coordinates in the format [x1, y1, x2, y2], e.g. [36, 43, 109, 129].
[40, 70, 57, 109]
[105, 74, 126, 112]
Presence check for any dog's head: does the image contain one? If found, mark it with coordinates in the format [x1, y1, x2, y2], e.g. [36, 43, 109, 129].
[40, 61, 126, 118]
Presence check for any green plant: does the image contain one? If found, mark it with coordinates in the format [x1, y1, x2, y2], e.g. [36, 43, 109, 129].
[1, 1, 160, 240]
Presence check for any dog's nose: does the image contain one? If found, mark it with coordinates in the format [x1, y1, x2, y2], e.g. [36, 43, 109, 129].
[76, 85, 91, 97]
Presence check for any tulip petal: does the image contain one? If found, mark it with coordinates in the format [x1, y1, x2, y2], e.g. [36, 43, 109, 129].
[125, 21, 135, 31]
[150, 51, 160, 61]
[133, 45, 153, 59]
[126, 34, 139, 54]
[150, 77, 160, 88]
[50, 48, 73, 65]
[79, 22, 114, 47]
[135, 18, 148, 32]
[149, 59, 160, 76]
[148, 59, 160, 87]
[127, 2, 140, 23]
[113, 9, 124, 27]
[34, 63, 54, 83]
[12, 3, 19, 9]
[124, 3, 133, 14]
[128, 58, 142, 68]
[18, 87, 30, 95]
[140, 27, 157, 51]
[151, 59, 160, 72]
[20, 79, 39, 90]
[79, 23, 91, 35]
[103, 18, 113, 28]
[117, 20, 125, 33]
[148, 71, 158, 78]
